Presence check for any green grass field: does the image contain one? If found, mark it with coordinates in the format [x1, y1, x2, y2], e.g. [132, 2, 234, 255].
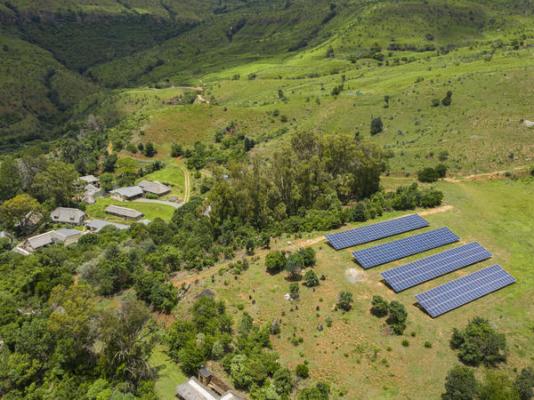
[86, 197, 176, 222]
[138, 162, 186, 198]
[150, 345, 188, 400]
[174, 177, 534, 399]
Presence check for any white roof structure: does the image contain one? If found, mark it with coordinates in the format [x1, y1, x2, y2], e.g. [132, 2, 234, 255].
[105, 205, 144, 219]
[110, 186, 144, 199]
[0, 231, 11, 239]
[25, 231, 56, 250]
[50, 207, 86, 224]
[14, 229, 82, 255]
[85, 219, 129, 233]
[79, 175, 99, 184]
[138, 180, 171, 196]
[176, 378, 243, 400]
[54, 228, 81, 241]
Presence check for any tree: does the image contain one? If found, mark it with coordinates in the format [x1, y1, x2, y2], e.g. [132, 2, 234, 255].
[144, 142, 156, 157]
[273, 367, 293, 396]
[298, 382, 330, 400]
[289, 283, 300, 300]
[103, 154, 117, 172]
[265, 251, 286, 274]
[337, 291, 353, 311]
[0, 194, 41, 233]
[303, 270, 319, 288]
[99, 173, 114, 192]
[299, 248, 316, 267]
[171, 143, 183, 157]
[370, 117, 384, 135]
[442, 365, 478, 400]
[515, 367, 534, 400]
[98, 295, 157, 384]
[370, 295, 389, 317]
[435, 164, 448, 178]
[442, 90, 453, 106]
[479, 371, 520, 400]
[286, 253, 304, 280]
[418, 167, 439, 183]
[31, 161, 79, 205]
[450, 318, 507, 367]
[0, 157, 22, 201]
[296, 363, 309, 379]
[386, 301, 407, 335]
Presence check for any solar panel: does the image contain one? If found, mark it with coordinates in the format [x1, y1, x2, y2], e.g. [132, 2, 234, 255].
[416, 265, 515, 318]
[381, 242, 492, 292]
[325, 214, 429, 250]
[352, 227, 459, 269]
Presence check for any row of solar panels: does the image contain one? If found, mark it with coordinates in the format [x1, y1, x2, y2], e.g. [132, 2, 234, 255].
[325, 214, 515, 317]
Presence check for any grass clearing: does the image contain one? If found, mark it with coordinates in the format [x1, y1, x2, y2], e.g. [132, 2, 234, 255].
[150, 345, 187, 400]
[175, 177, 534, 399]
[86, 197, 175, 222]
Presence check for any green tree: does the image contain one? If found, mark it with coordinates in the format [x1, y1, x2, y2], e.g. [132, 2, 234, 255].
[303, 270, 319, 288]
[370, 295, 389, 317]
[442, 365, 478, 400]
[386, 301, 407, 335]
[450, 317, 507, 367]
[442, 90, 453, 106]
[299, 248, 316, 267]
[296, 363, 309, 379]
[0, 157, 22, 201]
[265, 251, 286, 274]
[0, 194, 41, 233]
[144, 142, 156, 157]
[515, 367, 534, 400]
[31, 161, 79, 205]
[289, 282, 300, 300]
[337, 291, 353, 311]
[479, 371, 520, 400]
[370, 117, 384, 135]
[273, 367, 293, 396]
[418, 167, 439, 183]
[286, 253, 304, 280]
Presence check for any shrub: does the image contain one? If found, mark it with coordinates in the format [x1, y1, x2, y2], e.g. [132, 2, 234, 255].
[424, 341, 432, 349]
[370, 295, 389, 317]
[265, 251, 286, 274]
[387, 301, 407, 335]
[299, 248, 316, 267]
[417, 167, 439, 183]
[442, 366, 478, 400]
[144, 142, 156, 157]
[450, 317, 507, 367]
[304, 270, 320, 288]
[289, 283, 300, 300]
[442, 90, 453, 106]
[370, 117, 384, 135]
[402, 339, 410, 347]
[296, 363, 310, 379]
[171, 143, 183, 157]
[337, 291, 353, 311]
[435, 164, 448, 178]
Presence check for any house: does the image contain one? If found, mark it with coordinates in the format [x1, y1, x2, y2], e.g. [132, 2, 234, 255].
[50, 207, 86, 225]
[83, 184, 102, 204]
[105, 205, 144, 220]
[85, 219, 129, 233]
[13, 229, 82, 255]
[79, 175, 100, 186]
[138, 180, 171, 196]
[110, 186, 144, 201]
[176, 369, 243, 400]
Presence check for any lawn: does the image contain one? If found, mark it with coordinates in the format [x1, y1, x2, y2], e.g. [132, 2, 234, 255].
[174, 177, 534, 399]
[150, 345, 187, 400]
[86, 197, 176, 222]
[139, 161, 186, 198]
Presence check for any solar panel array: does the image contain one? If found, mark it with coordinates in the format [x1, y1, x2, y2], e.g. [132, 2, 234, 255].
[325, 214, 429, 250]
[416, 265, 515, 318]
[381, 242, 492, 292]
[352, 227, 460, 269]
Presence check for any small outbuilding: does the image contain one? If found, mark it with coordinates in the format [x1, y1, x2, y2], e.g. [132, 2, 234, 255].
[50, 207, 86, 225]
[79, 175, 100, 186]
[138, 180, 171, 196]
[14, 228, 82, 255]
[105, 205, 144, 220]
[110, 186, 144, 201]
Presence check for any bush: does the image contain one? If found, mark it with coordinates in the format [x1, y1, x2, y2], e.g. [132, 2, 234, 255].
[370, 295, 389, 317]
[450, 317, 507, 367]
[289, 283, 300, 300]
[418, 167, 439, 183]
[442, 365, 478, 400]
[435, 164, 448, 178]
[299, 248, 316, 267]
[171, 143, 183, 157]
[337, 291, 353, 311]
[296, 363, 310, 379]
[402, 339, 410, 347]
[265, 251, 286, 274]
[387, 301, 407, 335]
[370, 117, 384, 135]
[144, 142, 156, 157]
[442, 90, 453, 106]
[303, 270, 320, 288]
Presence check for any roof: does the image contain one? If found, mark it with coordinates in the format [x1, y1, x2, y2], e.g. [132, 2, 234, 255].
[176, 378, 220, 400]
[105, 205, 144, 219]
[138, 180, 171, 195]
[0, 231, 11, 239]
[85, 219, 129, 232]
[85, 184, 100, 194]
[110, 186, 144, 199]
[79, 175, 99, 184]
[26, 231, 56, 250]
[50, 207, 86, 224]
[199, 368, 212, 378]
[54, 228, 81, 240]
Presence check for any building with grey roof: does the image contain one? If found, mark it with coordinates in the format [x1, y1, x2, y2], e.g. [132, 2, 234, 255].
[14, 228, 82, 255]
[85, 219, 129, 233]
[50, 207, 86, 225]
[105, 205, 144, 220]
[83, 184, 102, 204]
[79, 175, 99, 185]
[176, 370, 244, 400]
[110, 186, 144, 201]
[138, 180, 171, 196]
